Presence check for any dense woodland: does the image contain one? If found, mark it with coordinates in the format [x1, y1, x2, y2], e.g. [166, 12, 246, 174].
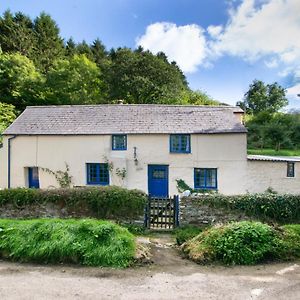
[0, 11, 299, 153]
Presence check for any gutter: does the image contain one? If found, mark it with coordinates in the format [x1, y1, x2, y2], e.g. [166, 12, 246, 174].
[8, 135, 17, 189]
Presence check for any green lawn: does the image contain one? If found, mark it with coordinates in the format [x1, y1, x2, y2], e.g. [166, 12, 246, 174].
[248, 149, 300, 156]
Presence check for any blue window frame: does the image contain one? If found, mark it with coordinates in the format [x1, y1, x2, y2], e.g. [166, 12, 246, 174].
[112, 134, 127, 150]
[86, 163, 109, 185]
[170, 134, 191, 153]
[194, 168, 217, 190]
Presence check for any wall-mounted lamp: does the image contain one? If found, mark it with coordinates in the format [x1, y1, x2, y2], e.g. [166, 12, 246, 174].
[133, 147, 138, 165]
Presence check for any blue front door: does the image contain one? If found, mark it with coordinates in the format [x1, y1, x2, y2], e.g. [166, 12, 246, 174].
[28, 167, 40, 188]
[148, 165, 169, 197]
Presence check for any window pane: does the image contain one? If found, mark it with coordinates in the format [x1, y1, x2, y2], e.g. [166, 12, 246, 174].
[152, 169, 166, 179]
[171, 135, 180, 152]
[112, 135, 126, 150]
[287, 162, 295, 177]
[206, 169, 216, 188]
[88, 164, 98, 183]
[32, 167, 39, 180]
[180, 135, 187, 152]
[195, 168, 205, 188]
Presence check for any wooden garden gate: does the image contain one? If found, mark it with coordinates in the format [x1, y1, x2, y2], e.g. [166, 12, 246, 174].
[145, 195, 179, 230]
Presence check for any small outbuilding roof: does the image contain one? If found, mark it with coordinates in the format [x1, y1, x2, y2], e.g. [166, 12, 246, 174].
[4, 104, 247, 135]
[247, 155, 300, 162]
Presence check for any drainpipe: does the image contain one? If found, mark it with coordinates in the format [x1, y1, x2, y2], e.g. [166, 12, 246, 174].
[8, 135, 17, 189]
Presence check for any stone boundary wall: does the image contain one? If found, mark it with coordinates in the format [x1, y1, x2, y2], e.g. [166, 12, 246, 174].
[179, 196, 250, 226]
[0, 203, 144, 225]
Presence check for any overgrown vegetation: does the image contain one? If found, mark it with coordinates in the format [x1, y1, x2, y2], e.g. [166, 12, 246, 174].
[279, 224, 300, 260]
[174, 225, 206, 245]
[183, 193, 300, 224]
[182, 221, 300, 265]
[0, 218, 135, 267]
[0, 186, 147, 220]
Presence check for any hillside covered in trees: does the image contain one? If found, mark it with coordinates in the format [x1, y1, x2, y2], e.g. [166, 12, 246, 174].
[0, 11, 218, 113]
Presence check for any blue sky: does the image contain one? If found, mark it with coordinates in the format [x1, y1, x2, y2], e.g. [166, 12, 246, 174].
[1, 0, 300, 108]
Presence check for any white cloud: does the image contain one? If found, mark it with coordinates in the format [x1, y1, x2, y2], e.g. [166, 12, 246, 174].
[210, 0, 300, 66]
[287, 83, 300, 97]
[136, 0, 300, 87]
[264, 58, 279, 68]
[136, 22, 207, 73]
[207, 25, 223, 38]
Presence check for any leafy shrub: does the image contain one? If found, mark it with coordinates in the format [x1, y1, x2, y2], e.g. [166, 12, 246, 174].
[182, 221, 279, 265]
[182, 193, 300, 223]
[0, 186, 147, 220]
[0, 218, 135, 267]
[174, 225, 206, 245]
[277, 224, 300, 260]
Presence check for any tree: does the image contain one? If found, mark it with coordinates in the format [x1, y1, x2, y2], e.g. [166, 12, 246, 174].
[91, 38, 108, 66]
[0, 102, 16, 134]
[44, 54, 104, 105]
[264, 125, 291, 151]
[0, 10, 35, 57]
[65, 38, 76, 57]
[0, 53, 44, 109]
[33, 12, 64, 72]
[107, 48, 189, 104]
[185, 90, 220, 106]
[75, 40, 94, 61]
[237, 80, 288, 114]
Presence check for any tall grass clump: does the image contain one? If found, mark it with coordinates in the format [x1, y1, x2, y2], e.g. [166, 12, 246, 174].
[0, 219, 135, 267]
[182, 221, 280, 265]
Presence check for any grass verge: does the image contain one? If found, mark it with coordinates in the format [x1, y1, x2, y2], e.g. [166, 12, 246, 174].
[0, 218, 135, 267]
[247, 148, 300, 156]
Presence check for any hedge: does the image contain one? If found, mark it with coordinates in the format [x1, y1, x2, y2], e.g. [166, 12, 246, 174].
[184, 193, 300, 224]
[0, 186, 147, 220]
[0, 218, 135, 267]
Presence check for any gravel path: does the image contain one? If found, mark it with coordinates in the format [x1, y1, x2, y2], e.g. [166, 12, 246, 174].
[0, 235, 299, 300]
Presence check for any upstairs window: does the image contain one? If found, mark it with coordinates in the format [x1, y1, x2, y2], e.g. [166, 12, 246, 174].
[194, 168, 217, 190]
[170, 134, 191, 153]
[287, 162, 295, 177]
[112, 135, 127, 150]
[86, 163, 109, 185]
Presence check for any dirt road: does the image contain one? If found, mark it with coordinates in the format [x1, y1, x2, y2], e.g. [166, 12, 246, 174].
[0, 235, 299, 300]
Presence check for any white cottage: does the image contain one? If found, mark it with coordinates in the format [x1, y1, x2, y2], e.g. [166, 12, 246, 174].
[0, 104, 299, 195]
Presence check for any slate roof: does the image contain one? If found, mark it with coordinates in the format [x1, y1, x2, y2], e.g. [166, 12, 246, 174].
[3, 104, 247, 135]
[247, 155, 300, 162]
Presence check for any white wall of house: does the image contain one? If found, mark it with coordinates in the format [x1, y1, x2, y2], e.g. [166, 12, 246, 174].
[247, 160, 300, 194]
[0, 133, 248, 195]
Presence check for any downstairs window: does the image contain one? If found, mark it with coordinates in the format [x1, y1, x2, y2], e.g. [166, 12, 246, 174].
[194, 168, 217, 190]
